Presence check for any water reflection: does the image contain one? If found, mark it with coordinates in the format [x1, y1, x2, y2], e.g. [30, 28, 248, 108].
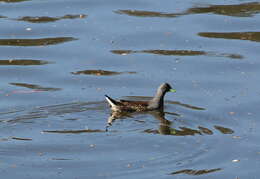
[11, 137, 32, 141]
[107, 110, 135, 127]
[170, 168, 222, 175]
[111, 50, 243, 59]
[145, 111, 177, 135]
[0, 59, 50, 65]
[184, 2, 260, 17]
[199, 32, 260, 42]
[43, 129, 106, 134]
[106, 110, 176, 134]
[0, 0, 29, 3]
[115, 10, 180, 18]
[107, 110, 234, 136]
[115, 2, 260, 18]
[106, 111, 210, 136]
[214, 125, 234, 134]
[16, 14, 86, 23]
[71, 69, 136, 76]
[10, 83, 61, 91]
[198, 126, 213, 135]
[0, 37, 77, 46]
[144, 126, 203, 136]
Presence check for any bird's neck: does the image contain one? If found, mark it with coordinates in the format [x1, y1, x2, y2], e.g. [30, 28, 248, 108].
[150, 89, 166, 109]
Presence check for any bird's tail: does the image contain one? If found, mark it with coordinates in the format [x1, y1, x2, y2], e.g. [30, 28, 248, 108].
[105, 95, 118, 108]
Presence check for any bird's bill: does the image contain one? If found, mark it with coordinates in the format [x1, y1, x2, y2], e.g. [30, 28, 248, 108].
[169, 89, 177, 93]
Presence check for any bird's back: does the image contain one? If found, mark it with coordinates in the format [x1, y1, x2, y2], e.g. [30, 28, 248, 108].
[118, 100, 149, 112]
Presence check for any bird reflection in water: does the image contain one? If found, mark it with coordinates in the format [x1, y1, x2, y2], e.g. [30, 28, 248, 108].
[106, 110, 179, 135]
[106, 110, 234, 136]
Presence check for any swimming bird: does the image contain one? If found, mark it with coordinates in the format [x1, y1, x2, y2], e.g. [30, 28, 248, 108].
[105, 83, 176, 112]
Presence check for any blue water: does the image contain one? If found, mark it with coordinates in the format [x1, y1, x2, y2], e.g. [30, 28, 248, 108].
[0, 0, 260, 178]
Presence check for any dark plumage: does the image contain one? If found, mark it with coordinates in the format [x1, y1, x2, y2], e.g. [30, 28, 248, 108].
[105, 83, 176, 112]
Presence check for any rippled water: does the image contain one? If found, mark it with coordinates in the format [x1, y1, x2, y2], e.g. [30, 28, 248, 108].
[1, 0, 260, 178]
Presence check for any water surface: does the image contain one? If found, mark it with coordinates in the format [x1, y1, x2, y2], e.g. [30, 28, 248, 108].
[0, 0, 260, 179]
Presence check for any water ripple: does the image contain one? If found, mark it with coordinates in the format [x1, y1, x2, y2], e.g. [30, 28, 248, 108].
[43, 129, 106, 134]
[111, 49, 243, 59]
[0, 37, 77, 46]
[115, 2, 260, 18]
[0, 0, 29, 3]
[199, 32, 260, 42]
[0, 101, 105, 123]
[170, 168, 222, 175]
[0, 59, 51, 65]
[9, 83, 61, 91]
[16, 14, 87, 23]
[71, 69, 136, 76]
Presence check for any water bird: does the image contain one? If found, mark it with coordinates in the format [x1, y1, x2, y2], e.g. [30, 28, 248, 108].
[105, 83, 176, 112]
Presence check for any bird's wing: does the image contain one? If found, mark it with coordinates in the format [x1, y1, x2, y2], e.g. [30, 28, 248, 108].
[120, 100, 149, 106]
